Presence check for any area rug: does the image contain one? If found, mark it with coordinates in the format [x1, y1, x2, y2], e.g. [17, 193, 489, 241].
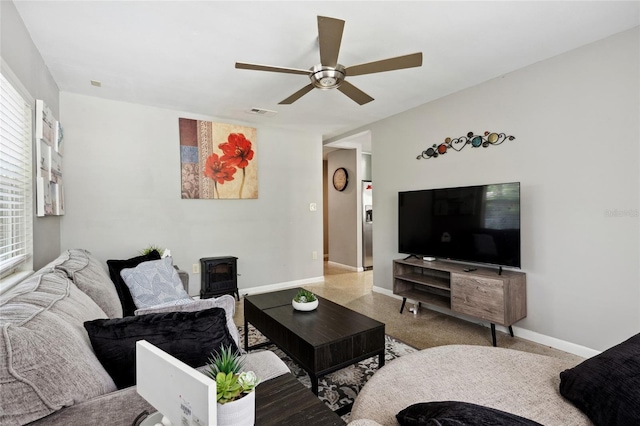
[238, 325, 417, 419]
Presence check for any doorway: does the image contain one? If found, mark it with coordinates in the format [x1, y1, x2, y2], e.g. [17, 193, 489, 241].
[322, 131, 372, 272]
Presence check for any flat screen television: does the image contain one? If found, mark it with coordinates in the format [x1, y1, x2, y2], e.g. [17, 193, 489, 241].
[398, 182, 521, 268]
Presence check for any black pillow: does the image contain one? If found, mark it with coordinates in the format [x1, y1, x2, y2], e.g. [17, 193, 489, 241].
[396, 401, 542, 426]
[84, 307, 238, 389]
[559, 332, 640, 426]
[107, 250, 161, 316]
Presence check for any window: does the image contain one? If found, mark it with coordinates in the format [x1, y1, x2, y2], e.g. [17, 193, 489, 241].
[0, 72, 33, 280]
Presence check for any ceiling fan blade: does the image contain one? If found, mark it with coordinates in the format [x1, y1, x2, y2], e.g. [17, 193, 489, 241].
[317, 16, 345, 67]
[337, 81, 374, 105]
[235, 62, 310, 76]
[279, 84, 315, 104]
[346, 52, 423, 76]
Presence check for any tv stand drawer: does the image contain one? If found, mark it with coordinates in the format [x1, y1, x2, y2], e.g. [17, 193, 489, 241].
[451, 275, 505, 324]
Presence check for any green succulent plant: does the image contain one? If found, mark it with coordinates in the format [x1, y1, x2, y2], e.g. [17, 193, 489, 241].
[205, 345, 259, 404]
[215, 372, 242, 404]
[139, 245, 164, 257]
[294, 289, 317, 303]
[237, 371, 259, 394]
[206, 345, 245, 377]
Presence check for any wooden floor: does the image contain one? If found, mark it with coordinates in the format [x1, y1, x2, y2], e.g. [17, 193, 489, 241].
[234, 262, 583, 365]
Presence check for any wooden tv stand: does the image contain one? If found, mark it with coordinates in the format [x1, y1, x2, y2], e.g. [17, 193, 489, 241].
[393, 258, 526, 346]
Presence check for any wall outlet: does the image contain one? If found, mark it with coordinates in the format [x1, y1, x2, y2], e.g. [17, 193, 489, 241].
[309, 203, 317, 212]
[192, 263, 200, 274]
[312, 251, 318, 260]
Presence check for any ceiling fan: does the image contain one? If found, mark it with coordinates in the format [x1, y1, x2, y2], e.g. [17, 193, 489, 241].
[235, 16, 423, 106]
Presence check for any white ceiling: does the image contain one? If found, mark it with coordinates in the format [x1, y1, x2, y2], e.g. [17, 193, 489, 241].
[13, 1, 639, 140]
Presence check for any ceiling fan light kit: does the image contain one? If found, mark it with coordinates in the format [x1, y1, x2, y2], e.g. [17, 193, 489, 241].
[311, 64, 345, 90]
[235, 16, 423, 106]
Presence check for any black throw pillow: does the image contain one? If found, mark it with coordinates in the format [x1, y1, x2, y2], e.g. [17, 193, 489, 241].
[396, 401, 542, 426]
[84, 307, 238, 389]
[107, 250, 161, 316]
[559, 332, 640, 426]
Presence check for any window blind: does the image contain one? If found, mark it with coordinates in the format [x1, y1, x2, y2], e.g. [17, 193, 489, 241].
[0, 73, 33, 277]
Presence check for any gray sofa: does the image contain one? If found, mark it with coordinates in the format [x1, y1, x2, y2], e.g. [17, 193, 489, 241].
[349, 345, 591, 426]
[0, 249, 288, 425]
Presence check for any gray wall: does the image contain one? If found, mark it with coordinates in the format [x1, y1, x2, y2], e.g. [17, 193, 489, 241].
[334, 28, 640, 353]
[327, 149, 359, 268]
[1, 0, 61, 270]
[59, 93, 324, 295]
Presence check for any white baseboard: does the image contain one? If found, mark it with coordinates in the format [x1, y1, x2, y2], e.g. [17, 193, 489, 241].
[240, 276, 325, 296]
[372, 285, 600, 359]
[327, 261, 362, 272]
[508, 327, 600, 359]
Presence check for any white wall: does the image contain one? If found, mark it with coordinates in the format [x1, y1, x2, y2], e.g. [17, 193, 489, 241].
[59, 93, 324, 295]
[1, 0, 61, 270]
[338, 28, 640, 352]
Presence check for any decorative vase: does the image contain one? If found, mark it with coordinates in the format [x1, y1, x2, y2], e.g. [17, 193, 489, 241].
[217, 391, 255, 426]
[292, 299, 318, 311]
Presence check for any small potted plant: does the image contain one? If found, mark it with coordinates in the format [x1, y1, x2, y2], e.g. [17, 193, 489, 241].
[205, 345, 259, 426]
[139, 244, 165, 257]
[292, 288, 318, 311]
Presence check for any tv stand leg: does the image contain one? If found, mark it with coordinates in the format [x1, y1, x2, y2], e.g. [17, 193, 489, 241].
[491, 323, 497, 347]
[400, 298, 407, 314]
[491, 324, 515, 347]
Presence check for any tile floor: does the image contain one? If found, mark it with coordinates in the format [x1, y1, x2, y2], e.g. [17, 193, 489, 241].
[234, 262, 583, 365]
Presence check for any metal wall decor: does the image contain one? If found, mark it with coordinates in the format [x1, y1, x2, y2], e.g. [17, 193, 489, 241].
[417, 131, 516, 160]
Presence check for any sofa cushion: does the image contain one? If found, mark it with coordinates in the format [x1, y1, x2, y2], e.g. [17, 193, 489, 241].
[134, 295, 240, 348]
[55, 249, 123, 318]
[0, 271, 116, 425]
[559, 332, 640, 426]
[120, 257, 190, 309]
[107, 250, 161, 316]
[84, 307, 238, 389]
[397, 401, 543, 426]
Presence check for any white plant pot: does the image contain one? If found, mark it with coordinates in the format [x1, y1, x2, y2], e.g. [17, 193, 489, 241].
[292, 299, 318, 311]
[217, 390, 255, 426]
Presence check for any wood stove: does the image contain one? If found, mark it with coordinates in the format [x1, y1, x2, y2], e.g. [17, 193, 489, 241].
[200, 256, 239, 300]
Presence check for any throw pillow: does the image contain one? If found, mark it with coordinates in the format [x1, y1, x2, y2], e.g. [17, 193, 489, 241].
[0, 270, 116, 425]
[396, 401, 542, 426]
[55, 249, 123, 318]
[107, 250, 161, 316]
[134, 295, 240, 348]
[120, 257, 190, 309]
[84, 307, 238, 389]
[559, 332, 640, 426]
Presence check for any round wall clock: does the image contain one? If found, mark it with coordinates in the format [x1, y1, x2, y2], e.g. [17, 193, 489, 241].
[332, 167, 349, 191]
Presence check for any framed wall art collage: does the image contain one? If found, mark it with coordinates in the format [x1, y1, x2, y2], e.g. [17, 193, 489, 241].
[35, 99, 64, 216]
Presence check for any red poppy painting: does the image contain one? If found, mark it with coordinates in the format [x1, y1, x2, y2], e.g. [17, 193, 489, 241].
[179, 118, 257, 199]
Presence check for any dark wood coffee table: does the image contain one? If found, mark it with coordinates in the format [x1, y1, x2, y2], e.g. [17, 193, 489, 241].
[244, 288, 385, 396]
[256, 373, 345, 425]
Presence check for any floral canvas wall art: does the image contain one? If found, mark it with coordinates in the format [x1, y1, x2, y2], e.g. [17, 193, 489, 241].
[179, 118, 258, 199]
